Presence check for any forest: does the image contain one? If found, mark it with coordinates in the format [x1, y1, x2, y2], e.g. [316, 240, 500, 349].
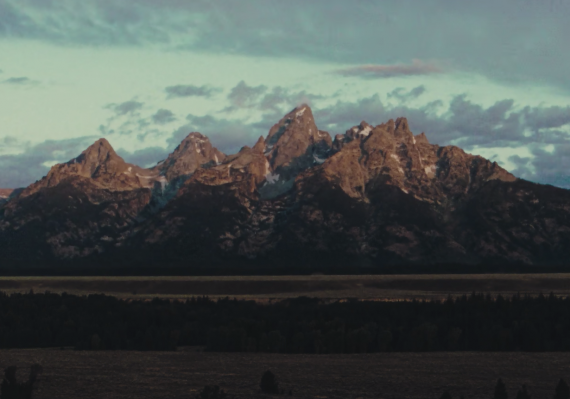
[1, 291, 570, 353]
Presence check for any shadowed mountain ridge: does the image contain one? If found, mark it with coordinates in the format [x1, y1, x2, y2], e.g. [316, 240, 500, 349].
[1, 104, 569, 267]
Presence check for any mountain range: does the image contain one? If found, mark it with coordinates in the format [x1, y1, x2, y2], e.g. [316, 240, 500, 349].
[1, 104, 570, 270]
[0, 189, 14, 204]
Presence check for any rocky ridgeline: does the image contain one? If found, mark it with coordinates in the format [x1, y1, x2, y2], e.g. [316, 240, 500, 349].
[0, 189, 14, 207]
[1, 104, 569, 267]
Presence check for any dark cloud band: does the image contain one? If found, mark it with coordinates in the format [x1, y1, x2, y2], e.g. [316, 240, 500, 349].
[334, 61, 444, 79]
[165, 85, 221, 99]
[2, 76, 37, 85]
[1, 1, 569, 91]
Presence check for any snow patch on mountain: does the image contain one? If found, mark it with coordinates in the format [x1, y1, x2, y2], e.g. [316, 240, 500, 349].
[360, 126, 372, 137]
[314, 155, 326, 164]
[265, 173, 280, 184]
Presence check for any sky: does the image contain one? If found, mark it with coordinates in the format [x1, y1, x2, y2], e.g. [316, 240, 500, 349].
[1, 0, 570, 189]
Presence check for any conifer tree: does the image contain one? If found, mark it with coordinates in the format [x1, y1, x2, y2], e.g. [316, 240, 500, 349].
[555, 379, 570, 399]
[0, 365, 42, 399]
[260, 370, 279, 394]
[516, 385, 530, 399]
[494, 379, 508, 399]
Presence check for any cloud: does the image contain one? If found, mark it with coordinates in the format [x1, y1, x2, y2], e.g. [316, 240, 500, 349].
[116, 146, 170, 168]
[507, 143, 570, 189]
[0, 0, 570, 90]
[258, 87, 324, 114]
[223, 80, 268, 112]
[388, 86, 427, 103]
[334, 60, 444, 79]
[105, 100, 144, 116]
[2, 0, 568, 91]
[0, 136, 97, 188]
[222, 81, 324, 116]
[98, 100, 181, 150]
[522, 105, 570, 132]
[165, 84, 222, 99]
[0, 136, 30, 156]
[151, 109, 176, 125]
[2, 76, 38, 85]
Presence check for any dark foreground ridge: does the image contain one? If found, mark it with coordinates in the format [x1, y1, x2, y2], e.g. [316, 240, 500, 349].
[1, 104, 570, 269]
[2, 291, 570, 352]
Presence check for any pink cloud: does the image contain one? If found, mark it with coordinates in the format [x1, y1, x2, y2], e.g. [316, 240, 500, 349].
[334, 59, 444, 79]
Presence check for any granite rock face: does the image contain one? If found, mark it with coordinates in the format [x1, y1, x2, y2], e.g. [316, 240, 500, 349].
[0, 139, 159, 259]
[152, 132, 226, 182]
[261, 106, 332, 198]
[1, 104, 570, 267]
[0, 189, 14, 206]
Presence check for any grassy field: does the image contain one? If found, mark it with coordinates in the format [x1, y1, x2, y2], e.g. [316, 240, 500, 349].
[1, 273, 570, 300]
[2, 349, 570, 399]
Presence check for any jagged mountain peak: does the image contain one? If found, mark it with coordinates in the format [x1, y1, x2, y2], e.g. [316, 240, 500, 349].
[0, 189, 14, 206]
[17, 138, 157, 198]
[264, 105, 331, 178]
[171, 132, 212, 153]
[415, 132, 430, 145]
[154, 132, 226, 181]
[252, 136, 266, 153]
[343, 117, 417, 148]
[395, 117, 409, 131]
[301, 115, 517, 202]
[266, 104, 317, 147]
[75, 138, 125, 173]
[345, 118, 414, 142]
[346, 121, 374, 139]
[0, 189, 13, 199]
[7, 105, 570, 268]
[88, 137, 113, 150]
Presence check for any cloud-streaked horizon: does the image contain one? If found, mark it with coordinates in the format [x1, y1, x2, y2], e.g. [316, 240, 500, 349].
[0, 1, 568, 190]
[2, 76, 37, 85]
[2, 84, 569, 189]
[2, 0, 570, 91]
[165, 84, 222, 99]
[334, 61, 444, 79]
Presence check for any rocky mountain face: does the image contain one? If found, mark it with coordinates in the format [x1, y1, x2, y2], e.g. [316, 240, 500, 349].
[0, 189, 14, 207]
[0, 189, 13, 198]
[260, 106, 332, 198]
[1, 104, 570, 268]
[0, 135, 221, 260]
[0, 188, 15, 206]
[152, 132, 226, 182]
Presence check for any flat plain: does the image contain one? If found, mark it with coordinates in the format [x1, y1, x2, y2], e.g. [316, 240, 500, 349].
[2, 349, 570, 399]
[1, 273, 570, 300]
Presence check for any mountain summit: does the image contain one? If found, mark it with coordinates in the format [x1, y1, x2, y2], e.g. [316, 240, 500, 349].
[20, 138, 161, 199]
[265, 105, 332, 173]
[1, 104, 570, 268]
[153, 132, 226, 182]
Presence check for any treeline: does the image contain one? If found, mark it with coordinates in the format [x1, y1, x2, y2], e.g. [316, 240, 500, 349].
[4, 262, 570, 276]
[3, 291, 570, 352]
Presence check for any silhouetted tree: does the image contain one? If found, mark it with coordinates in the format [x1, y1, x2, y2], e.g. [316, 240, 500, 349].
[194, 385, 227, 399]
[516, 385, 530, 399]
[440, 390, 452, 399]
[494, 379, 508, 399]
[260, 370, 279, 394]
[555, 379, 570, 399]
[0, 365, 42, 399]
